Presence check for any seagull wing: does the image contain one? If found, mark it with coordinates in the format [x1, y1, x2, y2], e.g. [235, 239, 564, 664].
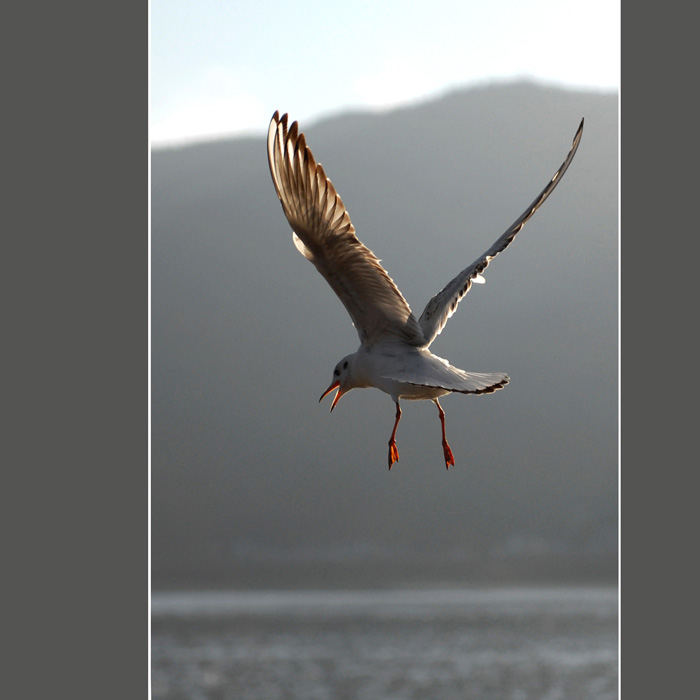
[418, 118, 584, 348]
[268, 111, 425, 347]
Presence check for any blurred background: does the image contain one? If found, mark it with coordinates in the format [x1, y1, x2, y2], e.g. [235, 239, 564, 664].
[151, 0, 619, 592]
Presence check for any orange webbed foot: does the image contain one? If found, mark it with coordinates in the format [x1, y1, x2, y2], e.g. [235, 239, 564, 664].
[388, 440, 400, 470]
[442, 440, 455, 470]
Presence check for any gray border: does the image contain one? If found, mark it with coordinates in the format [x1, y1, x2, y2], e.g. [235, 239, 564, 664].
[619, 2, 695, 697]
[8, 4, 149, 697]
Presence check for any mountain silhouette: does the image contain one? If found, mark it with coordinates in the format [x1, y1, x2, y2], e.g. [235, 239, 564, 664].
[152, 81, 618, 589]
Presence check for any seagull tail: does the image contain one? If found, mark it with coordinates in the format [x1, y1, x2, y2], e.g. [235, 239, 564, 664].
[445, 371, 510, 395]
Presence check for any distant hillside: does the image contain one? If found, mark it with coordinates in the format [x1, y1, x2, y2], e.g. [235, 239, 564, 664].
[152, 81, 618, 589]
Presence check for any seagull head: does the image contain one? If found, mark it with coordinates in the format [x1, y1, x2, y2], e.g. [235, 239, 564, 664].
[319, 354, 356, 411]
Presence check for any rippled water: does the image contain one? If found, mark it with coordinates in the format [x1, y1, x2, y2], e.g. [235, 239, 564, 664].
[151, 586, 618, 700]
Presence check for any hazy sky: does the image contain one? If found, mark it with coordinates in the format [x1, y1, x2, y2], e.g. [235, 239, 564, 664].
[150, 0, 619, 147]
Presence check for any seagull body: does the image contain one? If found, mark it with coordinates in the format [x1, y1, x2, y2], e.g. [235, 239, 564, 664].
[267, 111, 583, 469]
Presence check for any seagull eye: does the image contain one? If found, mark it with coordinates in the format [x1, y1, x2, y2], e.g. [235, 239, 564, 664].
[334, 369, 340, 376]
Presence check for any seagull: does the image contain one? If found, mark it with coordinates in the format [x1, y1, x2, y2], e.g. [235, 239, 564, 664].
[267, 111, 583, 470]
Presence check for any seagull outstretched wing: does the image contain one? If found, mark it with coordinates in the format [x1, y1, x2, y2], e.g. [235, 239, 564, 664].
[417, 119, 584, 347]
[267, 111, 425, 347]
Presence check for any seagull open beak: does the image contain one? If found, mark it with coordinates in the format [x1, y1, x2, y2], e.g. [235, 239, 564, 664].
[319, 380, 344, 412]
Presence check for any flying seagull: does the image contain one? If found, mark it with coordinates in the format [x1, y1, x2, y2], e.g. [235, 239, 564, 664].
[267, 111, 583, 469]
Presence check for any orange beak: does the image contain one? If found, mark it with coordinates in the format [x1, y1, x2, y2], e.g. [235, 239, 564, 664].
[319, 380, 345, 411]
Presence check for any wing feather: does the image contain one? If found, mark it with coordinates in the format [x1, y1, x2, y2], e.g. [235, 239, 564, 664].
[267, 111, 425, 346]
[418, 119, 584, 347]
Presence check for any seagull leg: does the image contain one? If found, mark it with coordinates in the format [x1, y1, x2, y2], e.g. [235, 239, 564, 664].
[434, 399, 455, 469]
[388, 401, 402, 470]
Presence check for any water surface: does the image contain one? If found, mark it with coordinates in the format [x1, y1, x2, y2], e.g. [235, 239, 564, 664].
[152, 586, 618, 700]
